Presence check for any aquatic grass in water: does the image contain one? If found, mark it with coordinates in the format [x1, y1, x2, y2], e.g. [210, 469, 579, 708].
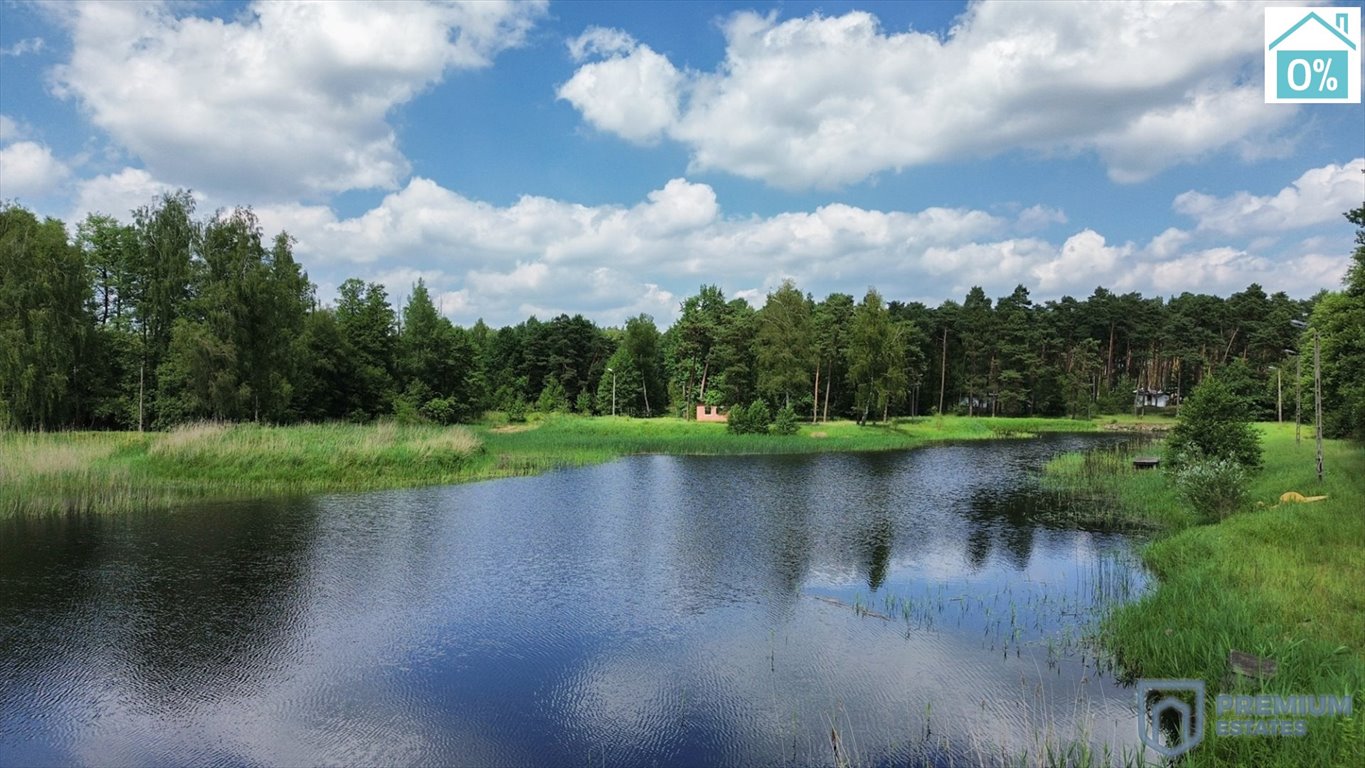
[811, 551, 1151, 768]
[1038, 434, 1191, 530]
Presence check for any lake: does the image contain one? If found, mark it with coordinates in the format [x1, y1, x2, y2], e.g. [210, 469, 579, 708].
[1, 435, 1149, 766]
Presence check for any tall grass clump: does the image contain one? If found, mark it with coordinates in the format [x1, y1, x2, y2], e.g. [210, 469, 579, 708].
[0, 430, 168, 516]
[2, 421, 484, 518]
[146, 421, 482, 485]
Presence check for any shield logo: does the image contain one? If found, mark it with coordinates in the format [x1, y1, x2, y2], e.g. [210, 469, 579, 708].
[1137, 679, 1206, 758]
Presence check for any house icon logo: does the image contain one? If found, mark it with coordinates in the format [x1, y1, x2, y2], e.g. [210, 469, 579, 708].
[1265, 7, 1361, 103]
[1137, 679, 1206, 758]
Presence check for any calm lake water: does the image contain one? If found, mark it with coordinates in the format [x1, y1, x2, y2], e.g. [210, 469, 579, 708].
[1, 435, 1150, 766]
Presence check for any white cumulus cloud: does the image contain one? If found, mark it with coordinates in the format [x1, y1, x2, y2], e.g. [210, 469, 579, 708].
[67, 167, 191, 223]
[560, 3, 1291, 189]
[1173, 158, 1365, 234]
[0, 140, 70, 199]
[51, 0, 548, 201]
[558, 30, 684, 145]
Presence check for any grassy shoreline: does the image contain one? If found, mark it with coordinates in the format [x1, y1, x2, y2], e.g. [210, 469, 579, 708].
[2, 413, 1109, 518]
[1046, 423, 1365, 767]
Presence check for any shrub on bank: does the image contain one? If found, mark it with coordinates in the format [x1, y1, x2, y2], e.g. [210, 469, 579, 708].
[1164, 375, 1262, 470]
[1170, 456, 1250, 522]
[506, 397, 528, 423]
[771, 404, 800, 436]
[727, 399, 772, 435]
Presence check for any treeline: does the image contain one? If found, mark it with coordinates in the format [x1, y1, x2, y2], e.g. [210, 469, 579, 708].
[3, 197, 1363, 439]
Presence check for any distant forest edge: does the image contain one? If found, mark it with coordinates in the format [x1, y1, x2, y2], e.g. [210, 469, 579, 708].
[2, 196, 1363, 440]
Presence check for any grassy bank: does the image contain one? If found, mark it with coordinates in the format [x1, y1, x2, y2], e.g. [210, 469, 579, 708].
[1050, 424, 1365, 766]
[0, 414, 1102, 518]
[0, 421, 485, 517]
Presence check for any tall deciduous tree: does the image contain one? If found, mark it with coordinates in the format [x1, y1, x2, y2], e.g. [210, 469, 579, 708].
[0, 206, 90, 429]
[131, 191, 197, 429]
[156, 209, 311, 424]
[756, 279, 814, 410]
[75, 214, 141, 428]
[813, 293, 855, 421]
[335, 278, 398, 420]
[846, 289, 906, 423]
[666, 284, 730, 417]
[1311, 206, 1365, 440]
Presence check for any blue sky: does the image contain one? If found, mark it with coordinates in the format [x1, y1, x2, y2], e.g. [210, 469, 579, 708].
[1, 1, 1362, 326]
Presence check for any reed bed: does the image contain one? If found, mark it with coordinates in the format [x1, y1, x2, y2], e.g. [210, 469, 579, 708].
[1039, 434, 1192, 530]
[1, 421, 484, 517]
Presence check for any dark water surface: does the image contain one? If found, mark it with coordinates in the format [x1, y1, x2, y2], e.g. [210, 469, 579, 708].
[1, 436, 1149, 766]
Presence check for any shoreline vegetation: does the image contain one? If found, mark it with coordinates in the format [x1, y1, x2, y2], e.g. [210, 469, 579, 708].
[2, 413, 1118, 519]
[5, 414, 1362, 766]
[1045, 422, 1365, 767]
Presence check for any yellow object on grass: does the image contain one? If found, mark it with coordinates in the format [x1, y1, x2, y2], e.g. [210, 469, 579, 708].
[1279, 491, 1328, 504]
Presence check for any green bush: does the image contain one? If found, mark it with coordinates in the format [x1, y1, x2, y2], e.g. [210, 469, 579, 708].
[506, 396, 528, 423]
[771, 403, 800, 435]
[536, 379, 569, 413]
[420, 397, 455, 425]
[1164, 375, 1262, 470]
[574, 391, 594, 414]
[727, 399, 771, 435]
[393, 395, 424, 425]
[1170, 456, 1251, 522]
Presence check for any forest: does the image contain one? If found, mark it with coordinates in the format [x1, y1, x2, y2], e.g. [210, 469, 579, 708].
[3, 194, 1363, 440]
